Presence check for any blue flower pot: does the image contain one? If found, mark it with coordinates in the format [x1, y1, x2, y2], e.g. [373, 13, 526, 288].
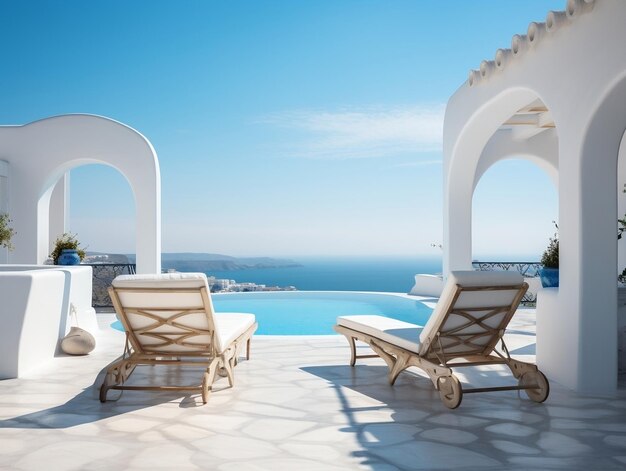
[58, 249, 81, 265]
[539, 268, 559, 288]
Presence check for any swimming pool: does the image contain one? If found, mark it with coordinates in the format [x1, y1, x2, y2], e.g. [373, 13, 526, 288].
[111, 291, 434, 335]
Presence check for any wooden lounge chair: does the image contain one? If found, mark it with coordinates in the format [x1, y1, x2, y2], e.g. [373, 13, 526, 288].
[334, 270, 549, 409]
[100, 273, 257, 403]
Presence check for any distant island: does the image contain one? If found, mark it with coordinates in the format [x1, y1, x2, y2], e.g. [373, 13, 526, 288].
[85, 252, 302, 272]
[83, 252, 300, 306]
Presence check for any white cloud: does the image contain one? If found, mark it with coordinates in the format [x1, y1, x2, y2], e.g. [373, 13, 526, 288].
[259, 104, 445, 159]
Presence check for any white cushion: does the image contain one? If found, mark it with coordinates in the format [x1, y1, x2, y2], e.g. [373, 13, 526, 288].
[418, 270, 524, 356]
[337, 315, 423, 354]
[214, 313, 257, 353]
[112, 272, 208, 289]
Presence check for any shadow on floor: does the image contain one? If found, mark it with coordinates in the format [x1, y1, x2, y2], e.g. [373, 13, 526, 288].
[301, 362, 626, 470]
[0, 361, 229, 429]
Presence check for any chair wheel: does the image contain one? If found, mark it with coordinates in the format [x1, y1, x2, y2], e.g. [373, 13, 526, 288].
[437, 375, 463, 409]
[519, 370, 550, 403]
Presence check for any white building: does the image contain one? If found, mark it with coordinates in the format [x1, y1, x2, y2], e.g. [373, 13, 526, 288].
[443, 0, 626, 395]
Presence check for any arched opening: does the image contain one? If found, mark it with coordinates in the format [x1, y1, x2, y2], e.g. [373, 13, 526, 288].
[57, 164, 136, 261]
[472, 158, 557, 261]
[445, 89, 559, 274]
[38, 160, 137, 266]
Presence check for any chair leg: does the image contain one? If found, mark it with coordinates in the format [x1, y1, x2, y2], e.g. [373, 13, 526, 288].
[388, 352, 410, 385]
[99, 358, 134, 403]
[246, 338, 251, 360]
[225, 355, 236, 388]
[202, 357, 220, 404]
[348, 336, 357, 367]
[369, 340, 397, 373]
[99, 372, 115, 403]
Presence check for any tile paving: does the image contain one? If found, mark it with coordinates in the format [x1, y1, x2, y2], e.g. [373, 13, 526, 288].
[1, 310, 625, 470]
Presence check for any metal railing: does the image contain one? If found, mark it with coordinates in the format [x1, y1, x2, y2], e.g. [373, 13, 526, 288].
[472, 261, 542, 305]
[86, 263, 136, 308]
[87, 261, 541, 308]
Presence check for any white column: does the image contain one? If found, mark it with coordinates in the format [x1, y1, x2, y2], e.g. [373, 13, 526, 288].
[133, 168, 161, 274]
[538, 120, 619, 395]
[444, 182, 473, 275]
[48, 173, 70, 255]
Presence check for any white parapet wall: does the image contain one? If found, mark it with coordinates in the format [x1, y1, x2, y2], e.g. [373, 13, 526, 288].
[0, 265, 95, 379]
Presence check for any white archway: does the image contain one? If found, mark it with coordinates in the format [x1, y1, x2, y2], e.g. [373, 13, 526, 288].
[472, 157, 558, 261]
[443, 1, 626, 394]
[444, 86, 553, 274]
[0, 114, 161, 274]
[46, 163, 137, 258]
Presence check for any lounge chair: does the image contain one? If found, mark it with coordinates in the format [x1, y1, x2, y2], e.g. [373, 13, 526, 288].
[100, 273, 257, 403]
[334, 270, 548, 409]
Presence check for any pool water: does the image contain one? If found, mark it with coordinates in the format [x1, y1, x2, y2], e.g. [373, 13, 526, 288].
[111, 291, 434, 335]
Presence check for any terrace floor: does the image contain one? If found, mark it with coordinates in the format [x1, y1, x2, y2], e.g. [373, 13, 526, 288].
[1, 310, 626, 470]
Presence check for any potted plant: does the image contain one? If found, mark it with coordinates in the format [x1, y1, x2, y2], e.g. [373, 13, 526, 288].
[0, 213, 15, 250]
[50, 233, 86, 265]
[539, 222, 559, 288]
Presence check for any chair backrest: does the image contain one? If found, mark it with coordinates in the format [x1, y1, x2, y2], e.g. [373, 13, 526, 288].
[418, 271, 528, 360]
[109, 273, 223, 356]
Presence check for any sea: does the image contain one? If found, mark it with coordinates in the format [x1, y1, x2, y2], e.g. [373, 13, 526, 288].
[206, 256, 443, 293]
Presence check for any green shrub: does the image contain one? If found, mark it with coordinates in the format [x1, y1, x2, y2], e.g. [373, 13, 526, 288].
[50, 233, 86, 264]
[541, 224, 559, 269]
[0, 213, 15, 250]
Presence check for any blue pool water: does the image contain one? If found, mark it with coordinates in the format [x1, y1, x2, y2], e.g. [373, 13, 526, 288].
[111, 291, 434, 335]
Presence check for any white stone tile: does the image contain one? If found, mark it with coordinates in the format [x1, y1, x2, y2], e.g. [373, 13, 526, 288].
[242, 418, 317, 440]
[362, 423, 421, 446]
[426, 413, 489, 428]
[491, 439, 540, 455]
[536, 431, 593, 456]
[604, 435, 626, 448]
[183, 414, 251, 432]
[14, 441, 123, 471]
[136, 430, 167, 442]
[278, 443, 342, 461]
[292, 425, 359, 444]
[0, 437, 27, 455]
[484, 422, 537, 437]
[594, 423, 626, 433]
[217, 458, 356, 471]
[129, 444, 199, 469]
[106, 417, 162, 433]
[419, 427, 478, 444]
[550, 418, 590, 430]
[191, 435, 280, 460]
[545, 406, 616, 419]
[369, 441, 501, 469]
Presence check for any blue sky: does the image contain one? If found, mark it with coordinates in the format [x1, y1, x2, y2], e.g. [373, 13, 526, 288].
[0, 1, 561, 258]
